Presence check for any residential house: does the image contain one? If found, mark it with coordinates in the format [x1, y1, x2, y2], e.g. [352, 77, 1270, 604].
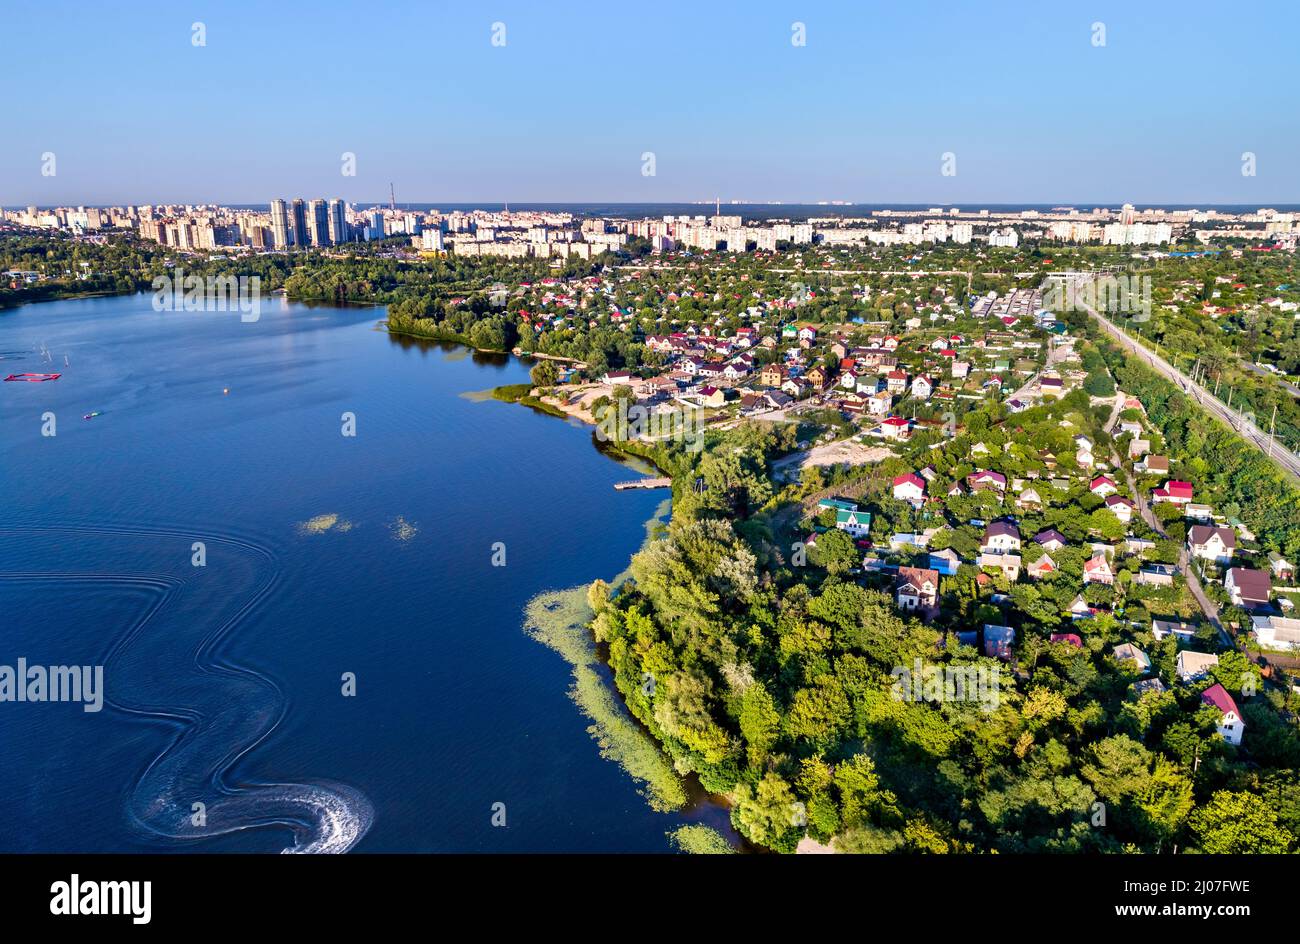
[885, 370, 909, 394]
[1083, 553, 1114, 586]
[1027, 554, 1056, 580]
[983, 624, 1015, 660]
[1112, 643, 1152, 673]
[867, 392, 892, 415]
[1152, 480, 1193, 505]
[1034, 529, 1068, 552]
[892, 473, 927, 505]
[835, 509, 873, 539]
[1176, 650, 1219, 682]
[697, 385, 726, 408]
[910, 375, 933, 399]
[889, 531, 933, 551]
[1188, 526, 1235, 565]
[818, 498, 859, 513]
[1069, 595, 1095, 620]
[895, 566, 940, 613]
[1136, 564, 1178, 587]
[1089, 475, 1119, 498]
[977, 553, 1021, 581]
[981, 520, 1021, 554]
[927, 548, 960, 576]
[880, 416, 912, 440]
[1250, 614, 1300, 650]
[838, 392, 869, 416]
[1075, 435, 1095, 468]
[1270, 556, 1295, 582]
[1131, 677, 1167, 697]
[1125, 536, 1156, 557]
[967, 470, 1007, 493]
[1105, 494, 1135, 524]
[782, 377, 811, 398]
[856, 374, 883, 395]
[602, 369, 636, 385]
[1015, 487, 1043, 511]
[1225, 567, 1271, 609]
[759, 363, 785, 387]
[1152, 619, 1198, 643]
[1200, 683, 1244, 746]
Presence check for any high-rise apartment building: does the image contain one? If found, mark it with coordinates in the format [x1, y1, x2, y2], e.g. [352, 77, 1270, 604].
[270, 199, 291, 248]
[309, 199, 331, 246]
[291, 199, 308, 247]
[328, 200, 348, 244]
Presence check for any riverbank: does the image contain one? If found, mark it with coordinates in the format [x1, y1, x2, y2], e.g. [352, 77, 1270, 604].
[466, 348, 741, 849]
[391, 324, 740, 847]
[522, 501, 687, 813]
[0, 286, 141, 310]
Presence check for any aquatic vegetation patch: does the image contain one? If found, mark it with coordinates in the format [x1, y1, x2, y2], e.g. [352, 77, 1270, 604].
[296, 513, 354, 536]
[388, 516, 418, 541]
[524, 587, 686, 812]
[667, 824, 736, 854]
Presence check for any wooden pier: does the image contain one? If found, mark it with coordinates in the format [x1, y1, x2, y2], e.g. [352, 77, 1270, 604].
[613, 477, 672, 491]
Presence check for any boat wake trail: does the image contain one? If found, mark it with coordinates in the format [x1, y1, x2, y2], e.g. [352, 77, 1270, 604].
[0, 525, 373, 854]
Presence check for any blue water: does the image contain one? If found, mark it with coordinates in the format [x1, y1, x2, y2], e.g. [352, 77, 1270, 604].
[0, 293, 702, 852]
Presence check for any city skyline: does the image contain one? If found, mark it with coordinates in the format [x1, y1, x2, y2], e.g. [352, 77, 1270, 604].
[4, 0, 1299, 206]
[14, 198, 1292, 254]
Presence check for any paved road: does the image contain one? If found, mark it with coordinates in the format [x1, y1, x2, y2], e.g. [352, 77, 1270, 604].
[1103, 390, 1126, 434]
[1117, 455, 1230, 646]
[1087, 302, 1300, 484]
[1242, 361, 1300, 400]
[1007, 334, 1073, 403]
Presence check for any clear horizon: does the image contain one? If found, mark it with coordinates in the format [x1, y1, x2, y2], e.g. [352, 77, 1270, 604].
[4, 0, 1297, 205]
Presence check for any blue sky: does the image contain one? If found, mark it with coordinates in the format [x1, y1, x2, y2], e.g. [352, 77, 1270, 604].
[2, 0, 1296, 205]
